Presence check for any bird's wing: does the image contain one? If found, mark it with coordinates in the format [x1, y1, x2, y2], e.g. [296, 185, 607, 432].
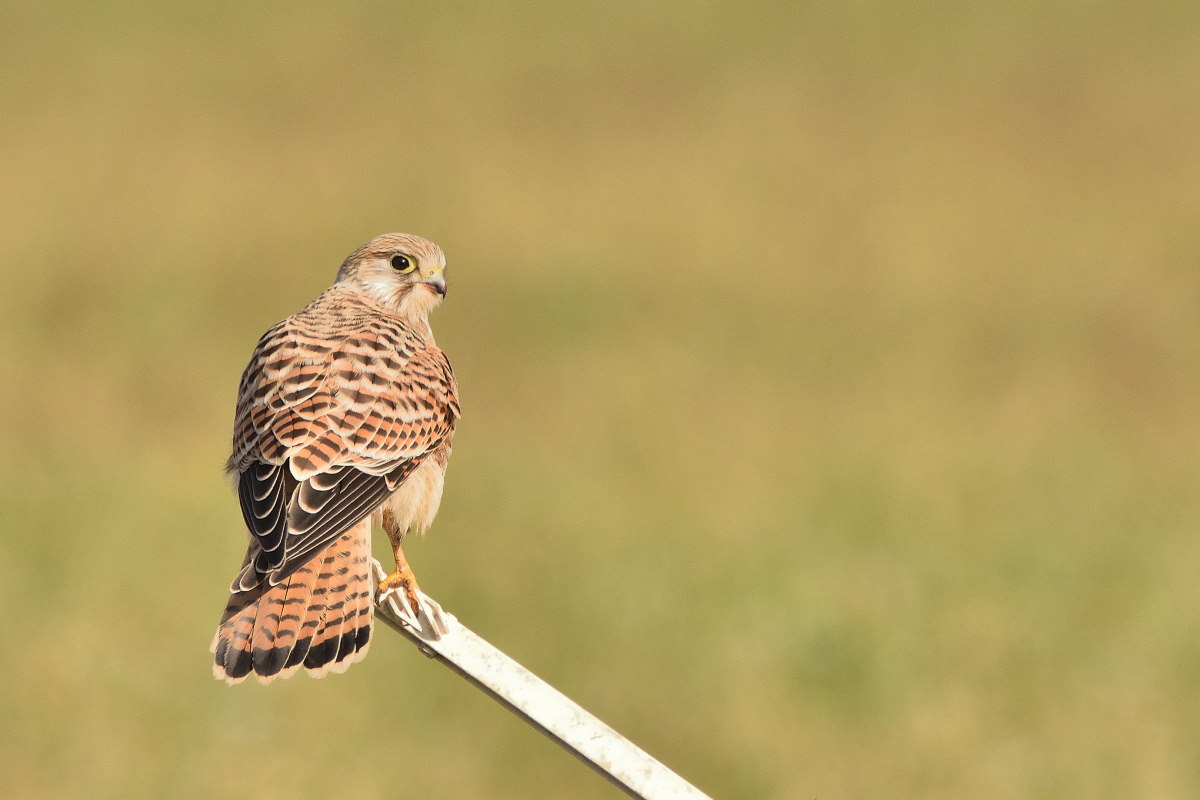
[229, 307, 458, 589]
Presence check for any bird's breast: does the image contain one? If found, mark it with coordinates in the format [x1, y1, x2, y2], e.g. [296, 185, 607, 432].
[373, 452, 448, 537]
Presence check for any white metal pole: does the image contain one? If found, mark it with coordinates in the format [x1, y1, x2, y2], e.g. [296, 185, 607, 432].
[373, 562, 714, 800]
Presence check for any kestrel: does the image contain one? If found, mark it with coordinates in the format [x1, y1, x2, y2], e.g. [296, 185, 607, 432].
[212, 233, 460, 684]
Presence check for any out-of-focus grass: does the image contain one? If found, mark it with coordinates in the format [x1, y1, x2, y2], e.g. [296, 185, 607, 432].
[2, 2, 1198, 798]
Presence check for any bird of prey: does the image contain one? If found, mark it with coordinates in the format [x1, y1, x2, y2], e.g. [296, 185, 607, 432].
[211, 233, 460, 684]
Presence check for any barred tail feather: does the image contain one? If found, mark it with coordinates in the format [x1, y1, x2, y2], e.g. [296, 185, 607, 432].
[211, 520, 374, 684]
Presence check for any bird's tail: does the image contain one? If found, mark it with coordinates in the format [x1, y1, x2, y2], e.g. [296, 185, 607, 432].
[211, 519, 374, 684]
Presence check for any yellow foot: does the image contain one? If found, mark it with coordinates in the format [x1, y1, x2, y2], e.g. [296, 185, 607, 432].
[371, 559, 449, 639]
[377, 566, 422, 619]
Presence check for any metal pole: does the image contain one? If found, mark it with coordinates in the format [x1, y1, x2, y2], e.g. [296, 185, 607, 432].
[373, 562, 713, 800]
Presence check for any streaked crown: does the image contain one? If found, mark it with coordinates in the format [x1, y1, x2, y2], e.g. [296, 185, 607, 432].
[335, 233, 449, 317]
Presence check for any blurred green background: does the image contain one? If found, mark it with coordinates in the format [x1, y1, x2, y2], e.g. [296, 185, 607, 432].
[2, 2, 1198, 798]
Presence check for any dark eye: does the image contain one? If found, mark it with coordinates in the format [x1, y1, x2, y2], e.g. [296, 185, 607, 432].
[389, 254, 416, 273]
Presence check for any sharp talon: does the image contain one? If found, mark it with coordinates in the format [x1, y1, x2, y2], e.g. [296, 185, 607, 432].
[405, 586, 421, 617]
[377, 565, 420, 604]
[372, 558, 449, 639]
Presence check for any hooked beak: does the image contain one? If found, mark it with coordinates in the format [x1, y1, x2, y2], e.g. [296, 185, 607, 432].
[420, 269, 447, 296]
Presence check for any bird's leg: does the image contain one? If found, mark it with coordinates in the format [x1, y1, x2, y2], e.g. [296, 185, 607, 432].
[377, 508, 423, 618]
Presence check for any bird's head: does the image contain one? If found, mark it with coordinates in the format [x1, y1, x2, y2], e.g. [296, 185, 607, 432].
[336, 233, 448, 319]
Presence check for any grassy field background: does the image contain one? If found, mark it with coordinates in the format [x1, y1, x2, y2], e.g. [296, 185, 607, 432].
[2, 3, 1198, 798]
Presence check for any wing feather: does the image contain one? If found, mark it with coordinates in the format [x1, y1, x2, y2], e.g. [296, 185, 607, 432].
[229, 291, 458, 588]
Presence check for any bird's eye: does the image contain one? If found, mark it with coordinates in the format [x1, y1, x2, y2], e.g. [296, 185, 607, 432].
[389, 254, 416, 273]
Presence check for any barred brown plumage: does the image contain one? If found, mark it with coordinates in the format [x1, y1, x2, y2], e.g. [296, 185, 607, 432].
[212, 233, 460, 684]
